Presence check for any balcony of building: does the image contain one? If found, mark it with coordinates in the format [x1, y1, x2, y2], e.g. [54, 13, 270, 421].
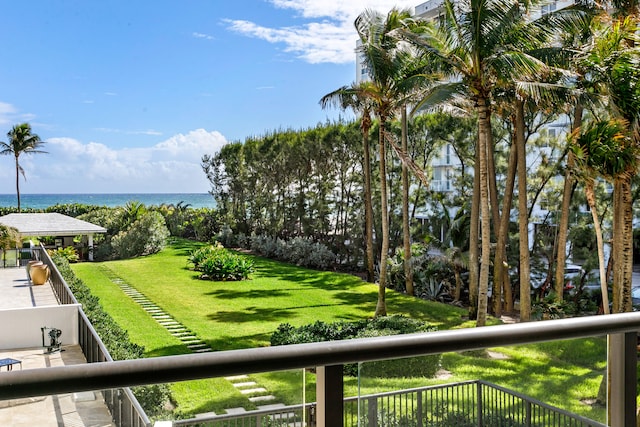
[0, 247, 638, 427]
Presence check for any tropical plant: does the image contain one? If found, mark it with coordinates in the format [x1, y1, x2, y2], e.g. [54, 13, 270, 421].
[354, 8, 430, 316]
[399, 0, 564, 324]
[320, 82, 377, 283]
[0, 123, 46, 212]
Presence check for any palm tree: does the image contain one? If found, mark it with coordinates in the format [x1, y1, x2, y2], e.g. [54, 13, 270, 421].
[320, 82, 376, 283]
[354, 8, 429, 316]
[569, 120, 633, 314]
[401, 0, 563, 325]
[585, 17, 640, 313]
[0, 123, 46, 212]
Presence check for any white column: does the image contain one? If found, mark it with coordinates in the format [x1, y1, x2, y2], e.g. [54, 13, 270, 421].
[88, 234, 94, 261]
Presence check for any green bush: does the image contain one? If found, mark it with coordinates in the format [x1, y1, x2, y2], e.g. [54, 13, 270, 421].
[189, 244, 254, 281]
[271, 315, 441, 378]
[48, 246, 79, 263]
[112, 211, 170, 258]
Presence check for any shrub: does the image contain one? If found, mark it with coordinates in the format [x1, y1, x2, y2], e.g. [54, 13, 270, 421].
[221, 232, 336, 270]
[48, 246, 79, 263]
[271, 315, 441, 378]
[112, 211, 170, 258]
[189, 244, 254, 281]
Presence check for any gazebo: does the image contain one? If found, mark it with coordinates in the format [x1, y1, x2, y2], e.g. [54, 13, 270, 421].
[0, 213, 107, 261]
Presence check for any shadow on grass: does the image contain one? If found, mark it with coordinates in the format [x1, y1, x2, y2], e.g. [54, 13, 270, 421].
[252, 256, 364, 290]
[206, 288, 297, 299]
[208, 306, 296, 323]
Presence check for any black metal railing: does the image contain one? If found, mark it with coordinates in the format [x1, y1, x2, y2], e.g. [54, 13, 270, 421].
[39, 246, 151, 427]
[173, 380, 605, 427]
[0, 313, 637, 426]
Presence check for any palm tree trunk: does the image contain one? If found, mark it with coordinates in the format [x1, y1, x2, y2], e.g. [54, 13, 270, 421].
[468, 141, 481, 320]
[401, 107, 414, 295]
[14, 155, 21, 212]
[516, 99, 531, 321]
[612, 178, 633, 313]
[494, 139, 517, 315]
[476, 97, 492, 327]
[585, 180, 610, 314]
[375, 116, 389, 317]
[362, 114, 376, 283]
[555, 104, 583, 299]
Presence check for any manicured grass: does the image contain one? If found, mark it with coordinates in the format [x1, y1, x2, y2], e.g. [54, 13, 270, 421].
[71, 238, 606, 420]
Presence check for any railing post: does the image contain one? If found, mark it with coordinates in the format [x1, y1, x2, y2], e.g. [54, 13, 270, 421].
[608, 332, 637, 427]
[477, 381, 483, 427]
[367, 396, 377, 427]
[316, 365, 343, 427]
[417, 390, 423, 427]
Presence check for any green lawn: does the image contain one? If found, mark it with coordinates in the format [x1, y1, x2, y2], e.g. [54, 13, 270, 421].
[71, 238, 607, 421]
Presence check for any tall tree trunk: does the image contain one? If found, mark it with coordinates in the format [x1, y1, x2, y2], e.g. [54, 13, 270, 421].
[493, 139, 517, 315]
[401, 107, 413, 295]
[468, 140, 481, 320]
[476, 97, 493, 327]
[362, 114, 376, 283]
[375, 116, 389, 318]
[14, 155, 21, 212]
[487, 124, 502, 315]
[612, 178, 633, 313]
[584, 180, 610, 314]
[555, 104, 583, 298]
[516, 99, 531, 321]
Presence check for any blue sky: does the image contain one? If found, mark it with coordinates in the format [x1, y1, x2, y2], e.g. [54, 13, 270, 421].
[0, 0, 416, 194]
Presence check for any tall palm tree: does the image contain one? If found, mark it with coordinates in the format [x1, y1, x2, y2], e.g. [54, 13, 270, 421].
[401, 0, 563, 325]
[0, 123, 46, 212]
[585, 17, 640, 313]
[320, 82, 376, 283]
[354, 8, 429, 316]
[570, 120, 633, 314]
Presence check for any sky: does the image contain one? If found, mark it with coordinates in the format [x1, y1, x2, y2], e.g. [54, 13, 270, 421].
[0, 0, 418, 194]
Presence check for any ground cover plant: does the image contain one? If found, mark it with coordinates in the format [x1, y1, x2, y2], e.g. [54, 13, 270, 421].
[70, 238, 607, 421]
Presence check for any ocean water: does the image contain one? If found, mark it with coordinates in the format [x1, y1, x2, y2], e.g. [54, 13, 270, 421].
[0, 193, 216, 209]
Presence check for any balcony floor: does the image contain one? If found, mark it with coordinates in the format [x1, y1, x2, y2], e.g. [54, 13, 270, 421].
[0, 267, 115, 426]
[0, 266, 58, 309]
[0, 346, 115, 426]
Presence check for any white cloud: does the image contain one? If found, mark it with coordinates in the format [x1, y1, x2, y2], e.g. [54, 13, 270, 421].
[193, 32, 215, 40]
[0, 129, 228, 194]
[225, 0, 417, 64]
[0, 102, 35, 127]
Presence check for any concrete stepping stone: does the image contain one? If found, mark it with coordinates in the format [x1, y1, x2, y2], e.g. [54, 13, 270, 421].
[233, 381, 257, 388]
[225, 407, 247, 415]
[195, 411, 217, 418]
[187, 343, 209, 349]
[193, 349, 212, 353]
[240, 388, 267, 395]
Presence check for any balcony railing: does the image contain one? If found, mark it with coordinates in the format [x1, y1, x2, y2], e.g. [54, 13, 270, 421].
[0, 311, 637, 427]
[38, 246, 151, 427]
[173, 380, 606, 426]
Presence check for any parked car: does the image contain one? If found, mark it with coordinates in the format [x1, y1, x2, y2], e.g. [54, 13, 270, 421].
[632, 287, 640, 310]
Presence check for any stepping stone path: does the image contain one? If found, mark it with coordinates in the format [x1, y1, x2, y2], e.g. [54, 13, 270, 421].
[100, 267, 284, 416]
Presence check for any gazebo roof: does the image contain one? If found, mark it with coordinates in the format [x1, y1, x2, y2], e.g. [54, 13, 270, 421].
[0, 213, 106, 237]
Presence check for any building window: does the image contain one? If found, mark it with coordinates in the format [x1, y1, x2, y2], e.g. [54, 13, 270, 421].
[541, 1, 557, 15]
